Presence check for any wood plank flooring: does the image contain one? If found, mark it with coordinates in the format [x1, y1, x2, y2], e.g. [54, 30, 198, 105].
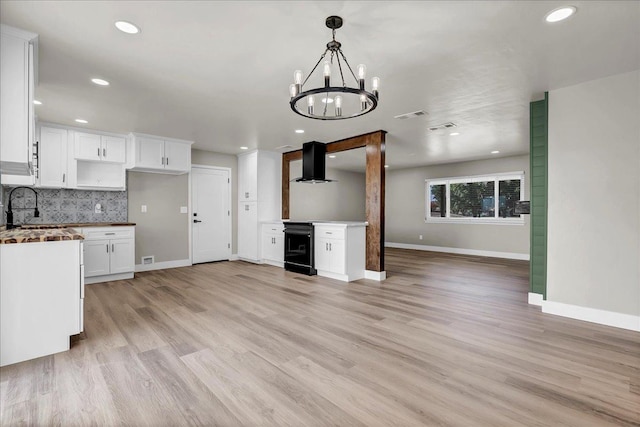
[1, 248, 639, 426]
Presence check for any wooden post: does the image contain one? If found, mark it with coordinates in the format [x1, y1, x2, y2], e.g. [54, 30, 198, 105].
[281, 130, 387, 273]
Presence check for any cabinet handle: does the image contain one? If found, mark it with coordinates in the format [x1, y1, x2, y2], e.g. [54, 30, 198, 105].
[98, 148, 100, 157]
[105, 232, 115, 235]
[62, 173, 65, 183]
[166, 157, 169, 165]
[329, 243, 332, 251]
[326, 232, 332, 234]
[245, 205, 249, 211]
[106, 244, 109, 253]
[326, 243, 328, 251]
[103, 148, 106, 157]
[245, 192, 249, 199]
[112, 244, 115, 252]
[161, 157, 165, 165]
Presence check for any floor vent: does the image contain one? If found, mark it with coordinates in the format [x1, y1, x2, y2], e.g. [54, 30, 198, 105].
[394, 110, 428, 119]
[142, 256, 154, 265]
[429, 122, 457, 131]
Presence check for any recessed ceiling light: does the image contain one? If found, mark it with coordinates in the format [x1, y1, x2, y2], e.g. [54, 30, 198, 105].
[491, 150, 500, 154]
[115, 21, 140, 34]
[295, 129, 305, 134]
[384, 164, 389, 168]
[450, 132, 460, 136]
[321, 97, 334, 104]
[240, 146, 248, 150]
[75, 119, 88, 124]
[33, 100, 42, 105]
[545, 6, 576, 23]
[328, 155, 336, 158]
[91, 78, 110, 86]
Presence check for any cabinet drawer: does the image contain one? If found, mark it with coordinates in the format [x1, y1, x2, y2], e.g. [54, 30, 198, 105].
[315, 226, 345, 240]
[81, 227, 134, 240]
[262, 223, 284, 235]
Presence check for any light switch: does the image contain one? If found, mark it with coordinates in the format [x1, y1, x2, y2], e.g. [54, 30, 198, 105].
[180, 206, 188, 214]
[141, 205, 147, 213]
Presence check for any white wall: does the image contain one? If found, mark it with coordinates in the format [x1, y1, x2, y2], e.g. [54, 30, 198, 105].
[289, 162, 366, 221]
[547, 70, 639, 319]
[385, 155, 530, 257]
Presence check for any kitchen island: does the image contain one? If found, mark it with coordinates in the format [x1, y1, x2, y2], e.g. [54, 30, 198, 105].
[0, 226, 84, 367]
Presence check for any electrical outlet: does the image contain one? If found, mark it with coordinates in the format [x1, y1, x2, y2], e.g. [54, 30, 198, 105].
[141, 205, 147, 213]
[419, 234, 423, 240]
[94, 203, 103, 214]
[180, 206, 188, 214]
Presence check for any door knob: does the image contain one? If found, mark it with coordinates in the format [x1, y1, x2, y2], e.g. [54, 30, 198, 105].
[193, 219, 202, 223]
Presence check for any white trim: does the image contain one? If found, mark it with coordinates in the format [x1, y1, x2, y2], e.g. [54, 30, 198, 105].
[135, 259, 191, 272]
[542, 300, 640, 332]
[385, 242, 530, 261]
[85, 272, 134, 285]
[426, 217, 524, 226]
[528, 292, 543, 306]
[365, 270, 386, 281]
[229, 253, 239, 261]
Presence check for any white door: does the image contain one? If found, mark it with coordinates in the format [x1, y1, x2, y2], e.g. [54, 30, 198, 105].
[39, 127, 68, 188]
[192, 167, 231, 263]
[83, 239, 110, 277]
[110, 239, 134, 273]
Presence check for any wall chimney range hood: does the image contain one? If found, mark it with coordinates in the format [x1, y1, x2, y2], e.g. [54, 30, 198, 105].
[294, 141, 335, 183]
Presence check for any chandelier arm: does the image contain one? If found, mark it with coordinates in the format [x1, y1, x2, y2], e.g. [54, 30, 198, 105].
[301, 49, 329, 88]
[335, 51, 346, 87]
[323, 89, 329, 116]
[338, 50, 360, 85]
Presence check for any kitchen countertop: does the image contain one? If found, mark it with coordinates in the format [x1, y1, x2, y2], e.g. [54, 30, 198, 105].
[0, 222, 135, 244]
[0, 227, 84, 245]
[282, 220, 368, 227]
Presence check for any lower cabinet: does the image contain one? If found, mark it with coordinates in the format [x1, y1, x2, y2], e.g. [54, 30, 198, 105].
[261, 222, 284, 267]
[80, 226, 135, 284]
[314, 224, 365, 282]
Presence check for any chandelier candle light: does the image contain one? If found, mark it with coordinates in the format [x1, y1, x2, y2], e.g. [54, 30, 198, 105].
[289, 16, 379, 120]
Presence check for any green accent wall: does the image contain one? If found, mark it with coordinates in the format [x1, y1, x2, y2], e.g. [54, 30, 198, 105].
[530, 93, 548, 298]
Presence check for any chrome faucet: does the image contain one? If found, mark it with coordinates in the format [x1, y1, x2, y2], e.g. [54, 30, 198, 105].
[6, 187, 40, 229]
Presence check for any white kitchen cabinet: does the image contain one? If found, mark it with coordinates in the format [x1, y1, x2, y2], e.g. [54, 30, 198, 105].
[38, 126, 68, 188]
[313, 224, 366, 282]
[0, 25, 37, 176]
[237, 150, 281, 262]
[80, 226, 135, 284]
[128, 133, 193, 174]
[261, 222, 284, 267]
[1, 239, 82, 367]
[75, 132, 126, 163]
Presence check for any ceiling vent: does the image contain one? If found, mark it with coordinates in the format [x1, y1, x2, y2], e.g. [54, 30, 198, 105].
[429, 122, 457, 131]
[394, 110, 428, 120]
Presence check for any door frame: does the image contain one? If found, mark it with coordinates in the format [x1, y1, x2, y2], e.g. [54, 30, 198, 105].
[189, 165, 233, 264]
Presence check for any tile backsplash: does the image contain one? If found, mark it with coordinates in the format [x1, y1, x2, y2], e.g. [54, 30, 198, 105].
[2, 187, 127, 225]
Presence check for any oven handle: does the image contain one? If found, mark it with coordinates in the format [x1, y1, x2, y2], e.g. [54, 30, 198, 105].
[284, 230, 312, 237]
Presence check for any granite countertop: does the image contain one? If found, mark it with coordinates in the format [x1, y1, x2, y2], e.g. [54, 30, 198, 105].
[0, 227, 84, 245]
[283, 220, 368, 227]
[19, 222, 136, 229]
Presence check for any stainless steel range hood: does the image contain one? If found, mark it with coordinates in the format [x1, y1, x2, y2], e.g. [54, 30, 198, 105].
[294, 141, 335, 183]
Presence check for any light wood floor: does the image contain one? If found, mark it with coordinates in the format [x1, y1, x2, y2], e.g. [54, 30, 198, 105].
[1, 248, 639, 426]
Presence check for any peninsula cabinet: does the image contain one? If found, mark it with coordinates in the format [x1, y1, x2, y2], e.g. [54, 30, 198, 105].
[237, 150, 281, 262]
[314, 223, 366, 282]
[127, 133, 193, 174]
[0, 25, 37, 176]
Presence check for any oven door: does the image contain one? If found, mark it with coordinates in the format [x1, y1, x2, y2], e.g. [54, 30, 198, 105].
[284, 229, 312, 268]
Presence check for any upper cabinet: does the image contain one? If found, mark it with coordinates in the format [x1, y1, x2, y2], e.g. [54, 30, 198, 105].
[74, 132, 126, 163]
[0, 25, 38, 176]
[128, 133, 192, 174]
[38, 126, 68, 188]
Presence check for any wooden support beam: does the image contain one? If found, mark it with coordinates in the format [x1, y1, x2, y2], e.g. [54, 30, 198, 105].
[282, 130, 387, 273]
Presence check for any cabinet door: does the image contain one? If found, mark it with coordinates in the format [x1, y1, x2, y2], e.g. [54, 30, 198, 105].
[136, 137, 164, 169]
[314, 237, 332, 272]
[110, 239, 134, 274]
[238, 202, 258, 260]
[164, 141, 191, 172]
[75, 132, 102, 161]
[83, 239, 111, 277]
[238, 151, 258, 201]
[101, 136, 126, 163]
[315, 237, 345, 274]
[272, 233, 284, 263]
[328, 239, 345, 274]
[39, 127, 68, 188]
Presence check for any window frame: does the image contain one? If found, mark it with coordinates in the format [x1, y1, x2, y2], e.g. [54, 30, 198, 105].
[425, 171, 525, 225]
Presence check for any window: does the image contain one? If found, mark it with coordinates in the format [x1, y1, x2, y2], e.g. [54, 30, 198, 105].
[426, 172, 525, 224]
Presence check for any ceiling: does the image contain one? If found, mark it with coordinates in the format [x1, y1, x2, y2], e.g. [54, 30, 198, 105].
[1, 1, 638, 172]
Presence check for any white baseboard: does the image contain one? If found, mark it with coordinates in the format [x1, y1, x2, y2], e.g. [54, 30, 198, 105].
[528, 292, 543, 306]
[85, 272, 134, 285]
[385, 242, 530, 261]
[542, 300, 640, 332]
[135, 259, 191, 273]
[365, 270, 386, 281]
[229, 254, 239, 261]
